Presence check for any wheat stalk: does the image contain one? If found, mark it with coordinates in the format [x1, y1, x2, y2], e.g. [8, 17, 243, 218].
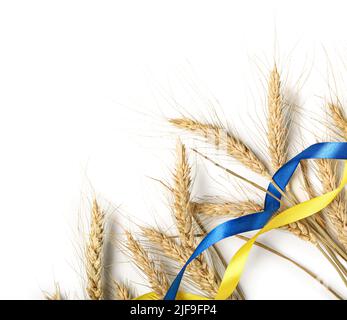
[113, 281, 133, 300]
[300, 161, 316, 199]
[191, 200, 262, 217]
[169, 118, 270, 177]
[142, 227, 222, 298]
[86, 199, 105, 300]
[126, 231, 169, 298]
[316, 159, 347, 250]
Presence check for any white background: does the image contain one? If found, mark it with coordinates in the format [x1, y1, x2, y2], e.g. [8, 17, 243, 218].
[0, 0, 346, 299]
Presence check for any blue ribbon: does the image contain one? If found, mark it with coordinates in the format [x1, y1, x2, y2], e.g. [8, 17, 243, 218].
[164, 142, 347, 300]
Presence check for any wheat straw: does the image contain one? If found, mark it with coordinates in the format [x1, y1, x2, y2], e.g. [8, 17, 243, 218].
[126, 231, 169, 298]
[86, 199, 105, 300]
[169, 118, 270, 177]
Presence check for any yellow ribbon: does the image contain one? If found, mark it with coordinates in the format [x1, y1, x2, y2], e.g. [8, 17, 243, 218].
[134, 292, 209, 300]
[135, 161, 347, 300]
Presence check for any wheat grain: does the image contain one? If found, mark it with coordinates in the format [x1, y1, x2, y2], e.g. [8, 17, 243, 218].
[126, 231, 169, 298]
[86, 199, 105, 300]
[169, 118, 269, 177]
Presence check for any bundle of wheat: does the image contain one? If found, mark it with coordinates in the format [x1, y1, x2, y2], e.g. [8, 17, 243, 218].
[47, 63, 347, 300]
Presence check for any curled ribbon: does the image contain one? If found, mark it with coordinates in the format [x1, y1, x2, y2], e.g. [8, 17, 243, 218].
[134, 142, 347, 300]
[215, 160, 347, 299]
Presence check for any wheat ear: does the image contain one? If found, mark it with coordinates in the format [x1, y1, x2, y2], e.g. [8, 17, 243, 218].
[316, 159, 347, 250]
[266, 65, 316, 243]
[142, 227, 221, 297]
[171, 141, 222, 297]
[126, 231, 169, 298]
[328, 103, 347, 139]
[173, 140, 195, 249]
[284, 222, 317, 243]
[191, 200, 262, 217]
[86, 199, 105, 300]
[267, 64, 288, 171]
[113, 281, 133, 300]
[169, 118, 269, 177]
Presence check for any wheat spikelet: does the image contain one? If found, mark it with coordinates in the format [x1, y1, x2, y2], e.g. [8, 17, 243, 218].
[126, 231, 169, 298]
[267, 65, 288, 171]
[113, 281, 132, 300]
[45, 284, 63, 300]
[173, 140, 195, 249]
[328, 103, 347, 139]
[142, 227, 221, 298]
[169, 118, 269, 177]
[316, 159, 347, 250]
[284, 221, 317, 243]
[86, 199, 105, 300]
[191, 200, 262, 217]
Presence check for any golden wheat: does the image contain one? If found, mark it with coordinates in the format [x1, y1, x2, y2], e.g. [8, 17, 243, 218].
[126, 231, 169, 298]
[191, 200, 262, 217]
[142, 227, 221, 298]
[267, 65, 288, 171]
[328, 103, 347, 139]
[316, 159, 347, 250]
[114, 281, 132, 300]
[45, 284, 63, 300]
[173, 140, 195, 249]
[86, 199, 105, 300]
[169, 118, 270, 177]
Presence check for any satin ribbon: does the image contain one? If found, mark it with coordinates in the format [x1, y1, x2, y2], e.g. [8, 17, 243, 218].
[215, 160, 347, 298]
[162, 142, 347, 300]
